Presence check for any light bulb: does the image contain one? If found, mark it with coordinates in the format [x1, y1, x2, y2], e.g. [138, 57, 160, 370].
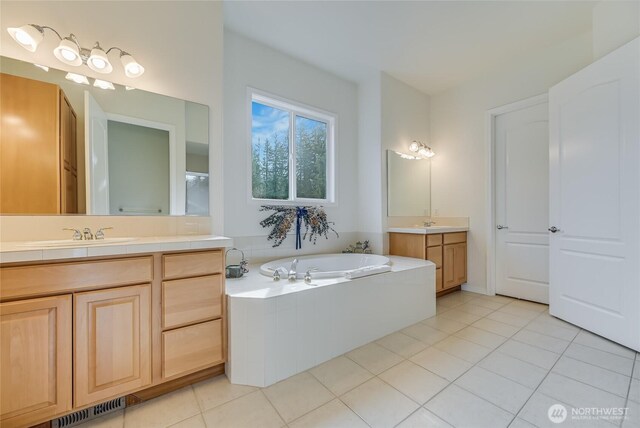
[54, 37, 82, 66]
[409, 141, 420, 152]
[7, 25, 44, 52]
[120, 53, 144, 78]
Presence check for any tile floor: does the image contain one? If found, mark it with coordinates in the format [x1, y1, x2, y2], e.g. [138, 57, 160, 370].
[79, 291, 640, 428]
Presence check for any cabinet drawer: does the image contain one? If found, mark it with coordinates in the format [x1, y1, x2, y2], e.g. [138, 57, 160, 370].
[426, 234, 443, 247]
[162, 319, 223, 379]
[162, 251, 223, 280]
[162, 275, 222, 329]
[426, 246, 442, 268]
[443, 232, 466, 245]
[0, 256, 153, 300]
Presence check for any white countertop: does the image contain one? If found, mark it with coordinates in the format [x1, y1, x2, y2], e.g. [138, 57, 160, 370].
[0, 234, 234, 263]
[387, 226, 469, 234]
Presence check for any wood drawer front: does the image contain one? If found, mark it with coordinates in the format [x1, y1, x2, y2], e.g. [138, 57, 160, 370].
[162, 275, 222, 330]
[426, 246, 442, 268]
[162, 251, 223, 280]
[0, 257, 153, 300]
[443, 232, 467, 245]
[162, 319, 223, 379]
[436, 268, 443, 291]
[426, 234, 443, 247]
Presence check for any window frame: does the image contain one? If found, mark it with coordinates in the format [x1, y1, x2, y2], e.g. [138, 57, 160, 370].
[247, 88, 336, 206]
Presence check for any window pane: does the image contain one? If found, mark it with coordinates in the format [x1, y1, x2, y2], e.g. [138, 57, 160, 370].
[252, 102, 290, 199]
[295, 116, 327, 199]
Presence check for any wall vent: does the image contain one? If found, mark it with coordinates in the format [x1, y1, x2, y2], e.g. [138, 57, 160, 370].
[52, 397, 125, 428]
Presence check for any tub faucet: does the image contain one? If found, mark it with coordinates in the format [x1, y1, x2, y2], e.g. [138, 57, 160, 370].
[288, 258, 298, 281]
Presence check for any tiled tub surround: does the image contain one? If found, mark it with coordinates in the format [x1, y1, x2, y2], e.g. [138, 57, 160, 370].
[82, 290, 640, 428]
[227, 256, 436, 387]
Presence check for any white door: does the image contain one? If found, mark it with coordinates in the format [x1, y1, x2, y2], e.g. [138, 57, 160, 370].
[84, 91, 110, 215]
[495, 97, 550, 303]
[549, 38, 639, 351]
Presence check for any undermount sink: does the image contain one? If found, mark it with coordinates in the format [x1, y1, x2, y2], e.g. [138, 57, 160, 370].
[20, 237, 136, 247]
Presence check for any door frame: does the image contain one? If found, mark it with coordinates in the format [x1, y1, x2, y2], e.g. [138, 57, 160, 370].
[484, 93, 548, 296]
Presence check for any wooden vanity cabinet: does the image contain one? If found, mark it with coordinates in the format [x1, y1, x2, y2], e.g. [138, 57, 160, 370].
[0, 295, 72, 427]
[0, 73, 78, 214]
[0, 249, 226, 428]
[389, 231, 467, 296]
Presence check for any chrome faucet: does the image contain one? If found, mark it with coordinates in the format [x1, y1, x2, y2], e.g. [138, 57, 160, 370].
[82, 228, 94, 240]
[95, 227, 113, 240]
[423, 220, 436, 227]
[63, 228, 83, 240]
[288, 258, 299, 281]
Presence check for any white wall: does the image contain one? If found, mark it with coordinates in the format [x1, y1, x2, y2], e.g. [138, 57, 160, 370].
[223, 31, 360, 260]
[356, 71, 384, 252]
[380, 73, 431, 252]
[592, 0, 640, 59]
[429, 31, 594, 294]
[0, 1, 223, 238]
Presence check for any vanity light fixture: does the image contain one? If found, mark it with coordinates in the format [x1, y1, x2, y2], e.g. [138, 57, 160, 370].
[409, 140, 435, 158]
[7, 23, 145, 78]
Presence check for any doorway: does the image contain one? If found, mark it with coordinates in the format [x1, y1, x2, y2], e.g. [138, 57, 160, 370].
[487, 94, 549, 303]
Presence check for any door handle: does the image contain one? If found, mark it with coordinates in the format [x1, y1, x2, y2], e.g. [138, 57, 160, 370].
[496, 225, 508, 230]
[548, 226, 561, 233]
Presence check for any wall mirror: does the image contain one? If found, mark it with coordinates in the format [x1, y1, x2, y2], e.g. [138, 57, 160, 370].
[387, 150, 431, 217]
[0, 56, 209, 216]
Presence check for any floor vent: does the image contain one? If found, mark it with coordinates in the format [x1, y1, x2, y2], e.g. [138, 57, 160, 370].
[52, 397, 125, 428]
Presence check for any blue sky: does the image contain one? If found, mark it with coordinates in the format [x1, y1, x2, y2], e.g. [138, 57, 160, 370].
[252, 102, 289, 147]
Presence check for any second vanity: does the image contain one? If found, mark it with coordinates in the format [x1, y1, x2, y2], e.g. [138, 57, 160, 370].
[388, 226, 468, 296]
[0, 234, 231, 428]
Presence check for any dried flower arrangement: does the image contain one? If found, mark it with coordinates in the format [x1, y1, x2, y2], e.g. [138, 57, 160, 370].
[259, 205, 338, 249]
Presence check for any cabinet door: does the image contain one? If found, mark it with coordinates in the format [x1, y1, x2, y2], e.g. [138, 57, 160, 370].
[62, 167, 77, 214]
[453, 243, 467, 286]
[443, 245, 456, 289]
[1, 295, 72, 427]
[74, 284, 151, 407]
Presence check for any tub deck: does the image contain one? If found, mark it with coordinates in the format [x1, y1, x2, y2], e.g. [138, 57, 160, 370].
[226, 255, 436, 387]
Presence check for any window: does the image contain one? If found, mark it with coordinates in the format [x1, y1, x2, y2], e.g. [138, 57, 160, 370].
[250, 91, 334, 203]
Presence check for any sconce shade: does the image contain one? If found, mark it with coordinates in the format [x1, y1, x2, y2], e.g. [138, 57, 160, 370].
[7, 25, 43, 52]
[93, 79, 115, 90]
[54, 38, 82, 66]
[65, 72, 89, 85]
[121, 53, 144, 77]
[88, 45, 113, 73]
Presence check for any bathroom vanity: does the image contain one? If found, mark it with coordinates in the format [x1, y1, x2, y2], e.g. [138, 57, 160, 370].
[0, 235, 231, 428]
[388, 227, 468, 296]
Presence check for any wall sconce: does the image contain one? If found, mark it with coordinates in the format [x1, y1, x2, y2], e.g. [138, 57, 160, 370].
[409, 141, 435, 158]
[7, 24, 145, 78]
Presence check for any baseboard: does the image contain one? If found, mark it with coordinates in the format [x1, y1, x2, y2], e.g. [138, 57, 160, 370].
[461, 283, 489, 295]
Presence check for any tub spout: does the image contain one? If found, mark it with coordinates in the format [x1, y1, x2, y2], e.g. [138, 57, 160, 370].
[288, 258, 298, 281]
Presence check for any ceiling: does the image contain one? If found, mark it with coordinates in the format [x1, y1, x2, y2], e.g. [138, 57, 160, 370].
[224, 1, 595, 94]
